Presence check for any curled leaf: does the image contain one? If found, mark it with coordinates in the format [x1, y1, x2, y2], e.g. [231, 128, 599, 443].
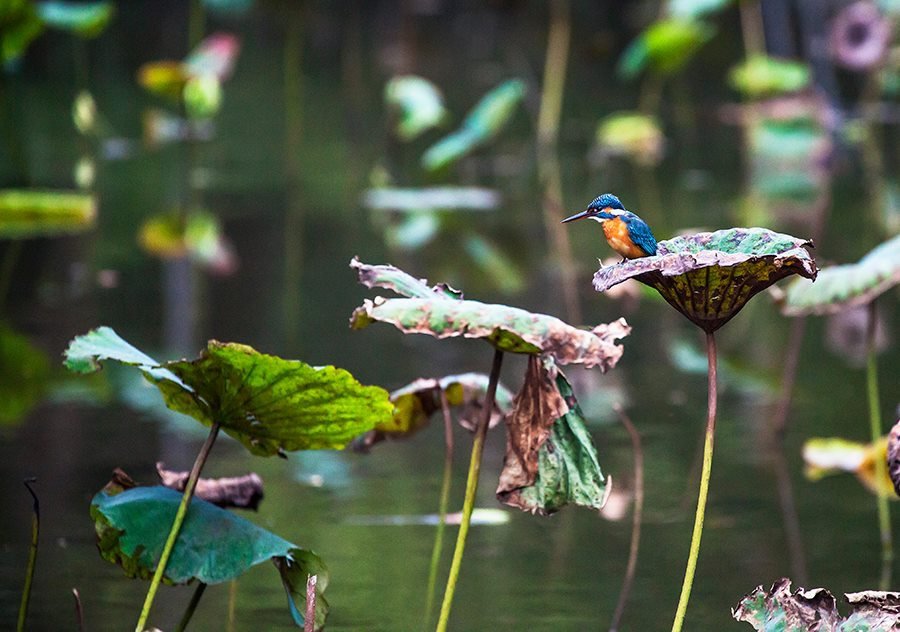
[729, 55, 811, 98]
[91, 482, 327, 628]
[351, 296, 629, 369]
[384, 75, 447, 141]
[781, 234, 900, 316]
[65, 327, 394, 456]
[36, 1, 114, 38]
[497, 357, 608, 514]
[0, 189, 96, 238]
[156, 463, 264, 510]
[733, 577, 900, 630]
[351, 257, 462, 300]
[596, 111, 664, 166]
[618, 18, 714, 79]
[594, 227, 817, 332]
[802, 437, 894, 497]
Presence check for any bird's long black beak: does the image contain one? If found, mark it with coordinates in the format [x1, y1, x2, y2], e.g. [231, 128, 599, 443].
[561, 210, 589, 223]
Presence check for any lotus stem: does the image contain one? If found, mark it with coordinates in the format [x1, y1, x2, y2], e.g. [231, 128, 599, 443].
[866, 302, 893, 589]
[609, 404, 644, 632]
[769, 316, 807, 437]
[226, 579, 237, 632]
[738, 0, 766, 58]
[174, 582, 207, 632]
[17, 479, 39, 632]
[305, 574, 317, 632]
[424, 389, 455, 628]
[72, 588, 85, 632]
[435, 349, 504, 632]
[135, 421, 221, 632]
[671, 331, 718, 632]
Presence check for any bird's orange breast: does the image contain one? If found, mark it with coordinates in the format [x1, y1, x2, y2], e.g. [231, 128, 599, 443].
[602, 217, 646, 259]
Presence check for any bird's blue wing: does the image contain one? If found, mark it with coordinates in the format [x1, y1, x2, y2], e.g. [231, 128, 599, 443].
[626, 216, 657, 256]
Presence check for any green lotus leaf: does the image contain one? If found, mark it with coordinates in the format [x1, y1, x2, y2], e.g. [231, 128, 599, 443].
[138, 211, 235, 273]
[363, 187, 500, 212]
[421, 79, 525, 171]
[497, 357, 607, 514]
[729, 55, 811, 98]
[64, 327, 393, 455]
[617, 18, 715, 79]
[36, 1, 114, 38]
[781, 234, 900, 316]
[0, 324, 50, 425]
[596, 111, 664, 166]
[351, 296, 630, 370]
[384, 75, 447, 141]
[1, 1, 45, 65]
[357, 373, 514, 449]
[668, 0, 734, 19]
[0, 189, 96, 238]
[593, 227, 817, 332]
[92, 484, 328, 629]
[733, 578, 900, 631]
[351, 257, 462, 300]
[803, 437, 893, 497]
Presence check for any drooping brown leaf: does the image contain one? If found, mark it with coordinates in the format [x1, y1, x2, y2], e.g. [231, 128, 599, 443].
[496, 356, 569, 507]
[156, 463, 264, 510]
[888, 419, 900, 497]
[733, 577, 900, 630]
[350, 257, 462, 300]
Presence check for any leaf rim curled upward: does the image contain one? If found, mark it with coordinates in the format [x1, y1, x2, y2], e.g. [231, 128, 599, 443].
[593, 227, 817, 332]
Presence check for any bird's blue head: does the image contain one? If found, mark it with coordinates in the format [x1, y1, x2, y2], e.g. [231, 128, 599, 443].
[561, 193, 626, 223]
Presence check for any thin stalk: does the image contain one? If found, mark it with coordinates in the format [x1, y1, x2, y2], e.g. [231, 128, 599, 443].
[537, 0, 581, 325]
[305, 574, 317, 632]
[188, 0, 205, 49]
[671, 331, 717, 632]
[424, 389, 455, 627]
[435, 349, 504, 632]
[866, 302, 893, 589]
[609, 404, 644, 632]
[135, 422, 222, 632]
[769, 316, 807, 437]
[226, 579, 237, 632]
[0, 240, 23, 315]
[738, 0, 766, 58]
[17, 478, 39, 632]
[72, 588, 85, 632]
[174, 582, 207, 632]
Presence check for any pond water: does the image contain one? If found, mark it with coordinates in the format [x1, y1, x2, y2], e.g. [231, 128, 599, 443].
[2, 2, 899, 631]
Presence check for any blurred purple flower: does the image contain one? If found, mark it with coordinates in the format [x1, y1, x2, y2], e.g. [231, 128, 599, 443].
[830, 1, 892, 71]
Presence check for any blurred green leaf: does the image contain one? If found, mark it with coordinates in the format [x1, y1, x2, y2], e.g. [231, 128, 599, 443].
[384, 211, 440, 251]
[781, 234, 900, 316]
[668, 338, 775, 394]
[596, 111, 664, 165]
[748, 111, 829, 201]
[462, 233, 525, 294]
[0, 1, 45, 66]
[138, 211, 234, 272]
[202, 0, 254, 17]
[497, 357, 608, 514]
[0, 189, 96, 238]
[0, 324, 50, 425]
[385, 75, 447, 141]
[668, 0, 734, 19]
[422, 79, 525, 171]
[618, 18, 714, 79]
[183, 75, 222, 118]
[803, 436, 893, 497]
[36, 1, 114, 38]
[729, 55, 811, 98]
[92, 484, 328, 629]
[65, 327, 394, 456]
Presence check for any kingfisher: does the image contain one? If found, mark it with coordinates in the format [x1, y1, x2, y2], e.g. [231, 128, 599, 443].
[561, 193, 657, 260]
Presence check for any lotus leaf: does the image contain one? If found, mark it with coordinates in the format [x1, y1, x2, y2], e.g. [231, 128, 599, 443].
[385, 75, 447, 141]
[36, 1, 114, 38]
[497, 357, 608, 514]
[733, 577, 900, 631]
[0, 189, 96, 238]
[351, 297, 629, 370]
[618, 18, 714, 79]
[803, 437, 894, 497]
[65, 327, 393, 455]
[596, 111, 664, 166]
[422, 79, 525, 171]
[729, 55, 811, 98]
[91, 484, 327, 628]
[1, 1, 44, 65]
[351, 256, 462, 300]
[0, 324, 50, 425]
[363, 187, 499, 212]
[781, 234, 900, 316]
[668, 0, 734, 19]
[593, 227, 817, 331]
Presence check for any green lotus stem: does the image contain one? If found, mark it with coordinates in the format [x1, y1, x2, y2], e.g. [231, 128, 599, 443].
[175, 582, 207, 632]
[135, 421, 221, 632]
[671, 331, 717, 632]
[866, 302, 892, 589]
[609, 404, 644, 632]
[424, 389, 455, 628]
[435, 349, 504, 632]
[17, 479, 39, 632]
[738, 0, 766, 57]
[226, 579, 237, 632]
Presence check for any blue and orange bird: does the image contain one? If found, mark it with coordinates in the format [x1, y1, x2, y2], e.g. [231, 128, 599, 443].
[561, 193, 657, 260]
